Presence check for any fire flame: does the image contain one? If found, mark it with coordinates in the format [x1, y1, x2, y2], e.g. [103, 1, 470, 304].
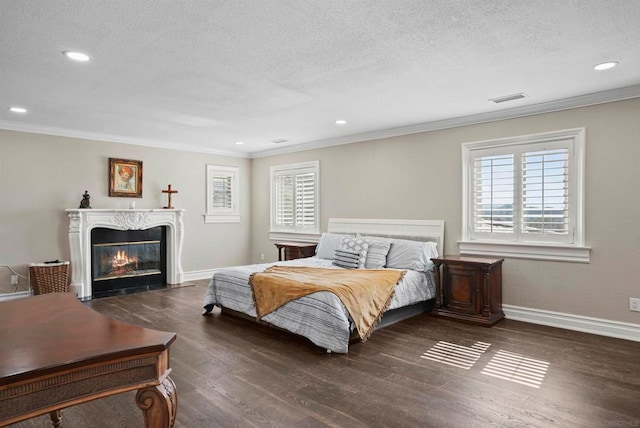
[111, 249, 139, 270]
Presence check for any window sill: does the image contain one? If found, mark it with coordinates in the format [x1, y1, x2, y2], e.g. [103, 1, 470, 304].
[458, 241, 591, 263]
[269, 230, 321, 243]
[204, 214, 240, 223]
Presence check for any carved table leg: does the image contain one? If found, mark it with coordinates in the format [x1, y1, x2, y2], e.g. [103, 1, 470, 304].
[135, 376, 177, 428]
[49, 409, 62, 427]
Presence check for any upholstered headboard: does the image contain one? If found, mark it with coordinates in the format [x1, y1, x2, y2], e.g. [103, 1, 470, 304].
[327, 218, 445, 256]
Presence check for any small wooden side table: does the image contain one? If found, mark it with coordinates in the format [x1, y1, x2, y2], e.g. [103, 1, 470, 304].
[274, 242, 317, 261]
[431, 255, 504, 326]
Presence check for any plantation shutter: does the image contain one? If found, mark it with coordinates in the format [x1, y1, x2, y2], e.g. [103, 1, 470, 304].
[471, 153, 515, 238]
[469, 140, 573, 244]
[273, 166, 317, 229]
[205, 165, 239, 223]
[274, 175, 294, 226]
[521, 147, 570, 238]
[295, 172, 316, 226]
[211, 175, 233, 209]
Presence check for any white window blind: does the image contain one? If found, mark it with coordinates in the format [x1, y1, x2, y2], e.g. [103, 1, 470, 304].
[270, 161, 319, 236]
[462, 128, 588, 262]
[211, 175, 233, 209]
[471, 145, 571, 242]
[205, 165, 239, 223]
[473, 154, 515, 235]
[521, 147, 570, 237]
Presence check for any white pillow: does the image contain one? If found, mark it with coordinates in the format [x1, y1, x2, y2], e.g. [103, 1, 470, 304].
[385, 238, 438, 271]
[315, 233, 351, 260]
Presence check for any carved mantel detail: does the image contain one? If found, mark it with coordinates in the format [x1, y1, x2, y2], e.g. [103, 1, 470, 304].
[68, 212, 82, 233]
[66, 209, 185, 299]
[110, 211, 153, 230]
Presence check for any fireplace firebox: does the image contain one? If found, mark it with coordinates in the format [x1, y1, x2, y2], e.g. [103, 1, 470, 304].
[91, 227, 167, 298]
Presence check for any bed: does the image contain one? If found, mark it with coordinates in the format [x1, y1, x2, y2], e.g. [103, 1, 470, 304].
[202, 218, 445, 353]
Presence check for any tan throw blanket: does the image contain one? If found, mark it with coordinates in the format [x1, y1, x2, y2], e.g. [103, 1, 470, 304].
[249, 266, 406, 341]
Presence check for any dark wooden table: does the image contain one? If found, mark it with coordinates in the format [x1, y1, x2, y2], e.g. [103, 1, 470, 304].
[274, 242, 318, 261]
[0, 293, 177, 427]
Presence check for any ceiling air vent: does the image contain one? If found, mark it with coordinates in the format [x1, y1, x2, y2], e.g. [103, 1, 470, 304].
[489, 93, 527, 104]
[271, 139, 289, 144]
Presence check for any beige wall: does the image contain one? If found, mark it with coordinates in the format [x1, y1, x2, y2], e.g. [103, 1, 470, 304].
[0, 130, 252, 293]
[2, 98, 639, 325]
[251, 98, 640, 324]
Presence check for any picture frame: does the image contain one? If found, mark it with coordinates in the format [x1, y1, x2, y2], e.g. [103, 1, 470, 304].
[109, 158, 143, 198]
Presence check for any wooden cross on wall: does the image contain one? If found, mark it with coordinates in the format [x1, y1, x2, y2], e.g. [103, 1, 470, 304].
[162, 184, 178, 209]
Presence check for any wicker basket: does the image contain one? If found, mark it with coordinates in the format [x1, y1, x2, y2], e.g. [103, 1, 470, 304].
[29, 261, 70, 295]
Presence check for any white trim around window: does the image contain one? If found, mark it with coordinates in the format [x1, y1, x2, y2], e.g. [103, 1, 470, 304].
[269, 160, 320, 240]
[204, 165, 240, 223]
[460, 128, 590, 263]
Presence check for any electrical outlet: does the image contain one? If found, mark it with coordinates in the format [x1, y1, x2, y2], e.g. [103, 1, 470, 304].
[261, 253, 265, 261]
[630, 298, 640, 312]
[11, 274, 19, 285]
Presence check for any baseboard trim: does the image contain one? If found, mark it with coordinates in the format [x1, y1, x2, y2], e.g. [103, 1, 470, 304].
[0, 270, 220, 301]
[0, 290, 31, 302]
[182, 269, 219, 282]
[503, 304, 640, 343]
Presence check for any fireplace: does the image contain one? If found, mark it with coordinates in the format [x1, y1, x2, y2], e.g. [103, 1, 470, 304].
[67, 209, 185, 300]
[91, 227, 167, 298]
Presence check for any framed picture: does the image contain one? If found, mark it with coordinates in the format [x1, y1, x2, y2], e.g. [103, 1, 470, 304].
[109, 158, 143, 197]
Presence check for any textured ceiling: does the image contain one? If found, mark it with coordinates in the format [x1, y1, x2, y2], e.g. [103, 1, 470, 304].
[1, 1, 640, 157]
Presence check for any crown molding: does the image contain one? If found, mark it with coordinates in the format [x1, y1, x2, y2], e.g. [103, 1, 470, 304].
[251, 84, 640, 158]
[0, 120, 250, 158]
[2, 84, 640, 159]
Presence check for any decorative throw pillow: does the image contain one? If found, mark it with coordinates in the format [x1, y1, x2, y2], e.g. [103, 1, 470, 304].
[332, 248, 360, 269]
[385, 238, 438, 271]
[339, 236, 369, 269]
[363, 238, 392, 269]
[315, 233, 352, 260]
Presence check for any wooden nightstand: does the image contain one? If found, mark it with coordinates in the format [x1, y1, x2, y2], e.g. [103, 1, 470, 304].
[274, 242, 317, 261]
[431, 255, 504, 326]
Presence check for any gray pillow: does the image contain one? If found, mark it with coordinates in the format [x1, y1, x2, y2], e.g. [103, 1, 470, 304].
[385, 238, 438, 271]
[363, 239, 392, 269]
[315, 233, 351, 260]
[332, 249, 360, 269]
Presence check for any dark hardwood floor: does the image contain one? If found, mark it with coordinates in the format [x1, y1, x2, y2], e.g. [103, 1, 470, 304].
[10, 282, 640, 427]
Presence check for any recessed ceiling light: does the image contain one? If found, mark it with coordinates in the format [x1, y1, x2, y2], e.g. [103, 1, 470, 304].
[335, 120, 347, 125]
[8, 106, 27, 113]
[593, 61, 618, 71]
[63, 51, 90, 62]
[234, 141, 244, 145]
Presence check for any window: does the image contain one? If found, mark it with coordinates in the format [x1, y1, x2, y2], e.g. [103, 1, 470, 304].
[205, 165, 239, 223]
[461, 128, 589, 262]
[270, 161, 320, 240]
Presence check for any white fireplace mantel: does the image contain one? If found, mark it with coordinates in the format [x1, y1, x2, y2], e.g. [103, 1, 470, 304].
[66, 209, 185, 299]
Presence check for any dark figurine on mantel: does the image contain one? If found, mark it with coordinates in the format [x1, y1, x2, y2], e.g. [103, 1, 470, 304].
[79, 191, 92, 209]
